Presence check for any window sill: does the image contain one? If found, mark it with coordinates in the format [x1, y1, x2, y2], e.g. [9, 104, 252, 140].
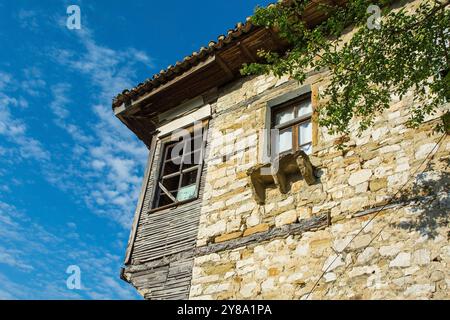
[148, 197, 198, 214]
[247, 150, 317, 204]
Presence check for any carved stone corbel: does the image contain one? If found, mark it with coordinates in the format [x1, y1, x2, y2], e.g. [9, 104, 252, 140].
[296, 150, 316, 185]
[247, 163, 274, 205]
[247, 150, 317, 204]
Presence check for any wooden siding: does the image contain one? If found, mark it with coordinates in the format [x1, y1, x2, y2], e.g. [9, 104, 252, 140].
[123, 122, 212, 300]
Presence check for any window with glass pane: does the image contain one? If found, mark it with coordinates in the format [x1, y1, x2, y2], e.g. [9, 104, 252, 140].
[272, 94, 313, 155]
[152, 124, 206, 209]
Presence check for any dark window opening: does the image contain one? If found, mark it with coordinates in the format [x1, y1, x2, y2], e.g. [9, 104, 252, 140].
[152, 123, 207, 210]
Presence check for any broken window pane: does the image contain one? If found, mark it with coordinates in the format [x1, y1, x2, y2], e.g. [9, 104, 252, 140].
[162, 175, 180, 191]
[176, 184, 197, 201]
[152, 122, 207, 210]
[163, 159, 181, 176]
[182, 150, 202, 169]
[181, 169, 198, 187]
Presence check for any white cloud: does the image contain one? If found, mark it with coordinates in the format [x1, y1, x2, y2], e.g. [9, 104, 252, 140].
[49, 83, 71, 119]
[91, 275, 135, 300]
[0, 200, 139, 299]
[45, 26, 150, 228]
[21, 78, 46, 97]
[0, 75, 50, 162]
[67, 222, 77, 229]
[0, 250, 34, 272]
[91, 159, 106, 170]
[0, 201, 58, 251]
[0, 72, 11, 90]
[54, 27, 153, 100]
[0, 289, 16, 300]
[0, 4, 151, 301]
[0, 274, 23, 300]
[21, 67, 47, 97]
[16, 9, 40, 31]
[48, 83, 93, 143]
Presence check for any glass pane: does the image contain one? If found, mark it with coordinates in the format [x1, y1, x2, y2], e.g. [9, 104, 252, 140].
[297, 99, 313, 117]
[274, 108, 294, 125]
[278, 127, 292, 153]
[301, 143, 312, 155]
[298, 121, 312, 145]
[176, 184, 196, 201]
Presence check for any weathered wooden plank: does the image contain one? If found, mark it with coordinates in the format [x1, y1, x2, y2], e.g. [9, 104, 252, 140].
[124, 134, 158, 265]
[124, 126, 213, 300]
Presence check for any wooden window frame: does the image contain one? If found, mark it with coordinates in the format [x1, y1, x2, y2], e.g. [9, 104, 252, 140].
[271, 93, 313, 155]
[149, 121, 208, 213]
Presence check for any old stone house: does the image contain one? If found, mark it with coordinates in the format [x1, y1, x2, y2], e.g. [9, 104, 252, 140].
[114, 0, 449, 300]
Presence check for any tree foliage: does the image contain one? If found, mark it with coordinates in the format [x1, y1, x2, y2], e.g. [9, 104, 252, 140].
[241, 0, 450, 135]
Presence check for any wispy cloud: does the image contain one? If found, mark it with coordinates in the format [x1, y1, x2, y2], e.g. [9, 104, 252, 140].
[49, 83, 71, 119]
[0, 200, 138, 300]
[16, 9, 40, 31]
[0, 3, 152, 300]
[0, 273, 26, 300]
[0, 250, 34, 272]
[0, 80, 50, 161]
[46, 26, 151, 228]
[0, 72, 12, 90]
[49, 83, 93, 143]
[56, 27, 153, 100]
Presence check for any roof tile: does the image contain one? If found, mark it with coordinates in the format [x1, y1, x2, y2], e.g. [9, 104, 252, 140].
[112, 19, 256, 108]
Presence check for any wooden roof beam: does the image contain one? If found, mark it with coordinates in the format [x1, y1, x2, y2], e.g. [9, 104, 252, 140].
[215, 54, 234, 81]
[238, 41, 258, 63]
[116, 55, 217, 117]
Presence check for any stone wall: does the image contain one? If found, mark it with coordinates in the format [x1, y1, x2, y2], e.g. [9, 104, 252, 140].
[190, 202, 449, 299]
[189, 62, 450, 298]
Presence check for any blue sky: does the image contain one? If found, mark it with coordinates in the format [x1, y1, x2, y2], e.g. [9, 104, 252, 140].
[0, 0, 272, 299]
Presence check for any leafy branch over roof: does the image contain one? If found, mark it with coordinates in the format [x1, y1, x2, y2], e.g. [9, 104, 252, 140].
[242, 0, 450, 135]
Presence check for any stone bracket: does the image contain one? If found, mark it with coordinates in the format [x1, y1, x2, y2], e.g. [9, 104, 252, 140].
[247, 150, 316, 204]
[247, 163, 273, 205]
[296, 151, 316, 185]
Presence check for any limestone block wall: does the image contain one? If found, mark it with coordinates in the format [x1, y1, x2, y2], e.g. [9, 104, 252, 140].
[190, 203, 449, 299]
[189, 69, 450, 299]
